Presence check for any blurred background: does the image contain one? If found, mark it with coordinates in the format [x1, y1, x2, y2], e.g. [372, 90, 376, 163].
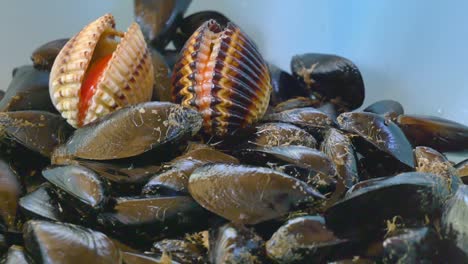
[0, 0, 467, 126]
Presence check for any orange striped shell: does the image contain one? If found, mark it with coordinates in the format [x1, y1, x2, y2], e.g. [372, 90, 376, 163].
[171, 20, 272, 137]
[49, 14, 154, 127]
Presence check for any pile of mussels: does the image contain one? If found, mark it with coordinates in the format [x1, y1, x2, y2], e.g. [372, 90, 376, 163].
[1, 1, 468, 263]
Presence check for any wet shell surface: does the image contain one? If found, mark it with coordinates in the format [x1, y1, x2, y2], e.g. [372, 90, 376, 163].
[49, 14, 154, 127]
[171, 19, 272, 136]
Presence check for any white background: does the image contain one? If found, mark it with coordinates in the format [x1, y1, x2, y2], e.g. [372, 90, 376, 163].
[0, 0, 467, 127]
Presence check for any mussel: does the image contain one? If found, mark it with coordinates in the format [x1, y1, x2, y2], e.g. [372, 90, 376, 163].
[397, 114, 468, 152]
[0, 159, 21, 229]
[291, 53, 365, 111]
[23, 220, 121, 263]
[250, 122, 317, 149]
[31, 38, 69, 71]
[266, 216, 352, 263]
[51, 102, 202, 163]
[0, 66, 52, 112]
[188, 164, 324, 225]
[0, 245, 32, 264]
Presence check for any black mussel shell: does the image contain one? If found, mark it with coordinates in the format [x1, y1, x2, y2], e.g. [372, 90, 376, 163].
[264, 107, 334, 137]
[455, 159, 468, 184]
[0, 66, 53, 112]
[321, 128, 359, 189]
[143, 145, 239, 195]
[135, 0, 192, 49]
[52, 102, 202, 163]
[161, 49, 178, 71]
[414, 146, 462, 194]
[442, 185, 468, 258]
[23, 220, 120, 263]
[97, 195, 211, 239]
[239, 145, 337, 194]
[0, 159, 21, 229]
[338, 112, 414, 170]
[0, 245, 33, 264]
[291, 53, 365, 111]
[397, 114, 468, 152]
[173, 11, 230, 51]
[78, 160, 160, 195]
[152, 239, 205, 264]
[266, 215, 353, 263]
[268, 64, 306, 106]
[325, 172, 454, 238]
[0, 111, 72, 157]
[272, 97, 321, 113]
[122, 251, 177, 264]
[0, 90, 4, 101]
[150, 48, 172, 102]
[363, 100, 404, 116]
[382, 227, 441, 263]
[42, 165, 108, 212]
[188, 164, 324, 225]
[210, 223, 265, 264]
[251, 122, 317, 149]
[31, 38, 69, 71]
[18, 183, 62, 222]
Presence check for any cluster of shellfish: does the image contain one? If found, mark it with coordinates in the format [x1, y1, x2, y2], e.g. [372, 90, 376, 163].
[0, 1, 467, 263]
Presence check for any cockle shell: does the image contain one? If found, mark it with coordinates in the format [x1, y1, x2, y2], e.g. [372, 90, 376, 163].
[49, 14, 154, 127]
[171, 19, 272, 137]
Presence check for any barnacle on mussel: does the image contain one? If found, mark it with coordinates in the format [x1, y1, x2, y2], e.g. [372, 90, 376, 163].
[172, 19, 272, 137]
[49, 14, 154, 127]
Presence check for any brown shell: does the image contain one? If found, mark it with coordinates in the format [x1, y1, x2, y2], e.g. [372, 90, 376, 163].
[171, 19, 272, 136]
[49, 14, 154, 127]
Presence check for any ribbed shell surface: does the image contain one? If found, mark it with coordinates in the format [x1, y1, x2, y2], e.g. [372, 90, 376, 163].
[49, 14, 154, 127]
[171, 20, 271, 136]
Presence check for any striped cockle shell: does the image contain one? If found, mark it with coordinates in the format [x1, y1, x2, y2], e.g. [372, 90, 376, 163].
[171, 19, 272, 137]
[49, 14, 154, 127]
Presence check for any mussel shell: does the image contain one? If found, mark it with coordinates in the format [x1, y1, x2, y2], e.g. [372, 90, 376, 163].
[338, 112, 414, 170]
[455, 159, 468, 184]
[264, 107, 334, 137]
[142, 146, 239, 195]
[23, 220, 121, 263]
[268, 64, 306, 106]
[188, 164, 324, 225]
[321, 128, 359, 189]
[442, 185, 468, 257]
[135, 0, 191, 49]
[31, 38, 69, 71]
[0, 111, 72, 157]
[272, 97, 321, 113]
[363, 100, 404, 116]
[291, 53, 365, 110]
[251, 122, 317, 149]
[325, 172, 453, 238]
[161, 49, 178, 71]
[42, 165, 107, 213]
[397, 114, 468, 152]
[172, 20, 272, 137]
[152, 239, 204, 264]
[122, 251, 178, 264]
[266, 216, 352, 263]
[0, 66, 53, 112]
[97, 195, 211, 238]
[173, 11, 230, 51]
[149, 48, 172, 102]
[210, 223, 265, 264]
[0, 159, 21, 229]
[414, 146, 461, 193]
[0, 245, 32, 264]
[382, 227, 440, 263]
[51, 102, 202, 162]
[78, 160, 160, 195]
[18, 183, 61, 222]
